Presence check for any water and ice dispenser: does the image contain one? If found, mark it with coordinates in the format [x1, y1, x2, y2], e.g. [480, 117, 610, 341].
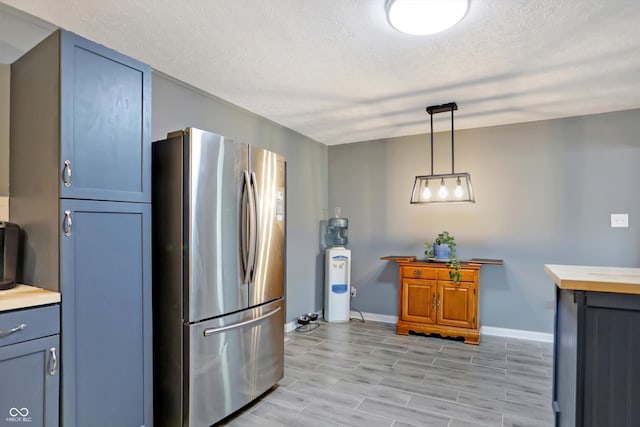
[324, 209, 351, 322]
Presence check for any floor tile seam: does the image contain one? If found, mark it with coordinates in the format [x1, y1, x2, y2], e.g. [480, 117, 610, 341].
[441, 345, 507, 358]
[504, 369, 552, 379]
[502, 395, 553, 410]
[468, 351, 508, 361]
[269, 387, 316, 412]
[458, 389, 551, 412]
[244, 410, 280, 427]
[457, 392, 555, 420]
[356, 341, 411, 353]
[332, 382, 413, 407]
[506, 354, 546, 363]
[419, 378, 507, 399]
[408, 391, 506, 417]
[504, 360, 554, 370]
[360, 396, 454, 425]
[295, 391, 364, 412]
[469, 357, 508, 370]
[319, 341, 380, 355]
[401, 401, 504, 427]
[380, 377, 461, 403]
[432, 360, 508, 376]
[310, 398, 395, 426]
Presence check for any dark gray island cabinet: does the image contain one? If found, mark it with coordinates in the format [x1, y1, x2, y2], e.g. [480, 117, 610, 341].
[546, 264, 640, 427]
[10, 30, 152, 427]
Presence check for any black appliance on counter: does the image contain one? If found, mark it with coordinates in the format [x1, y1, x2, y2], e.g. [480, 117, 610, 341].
[0, 221, 20, 290]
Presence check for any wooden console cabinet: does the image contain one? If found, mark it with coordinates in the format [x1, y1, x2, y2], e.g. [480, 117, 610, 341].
[396, 261, 481, 344]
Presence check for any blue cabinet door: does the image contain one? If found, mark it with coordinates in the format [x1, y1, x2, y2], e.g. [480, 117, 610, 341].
[0, 335, 59, 427]
[60, 31, 151, 203]
[60, 200, 152, 427]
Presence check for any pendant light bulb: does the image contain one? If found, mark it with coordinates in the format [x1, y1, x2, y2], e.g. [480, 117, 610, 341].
[422, 180, 431, 200]
[438, 178, 448, 198]
[455, 177, 463, 199]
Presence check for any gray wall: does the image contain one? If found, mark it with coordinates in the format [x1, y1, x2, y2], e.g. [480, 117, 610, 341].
[152, 72, 328, 322]
[328, 109, 640, 333]
[0, 64, 9, 196]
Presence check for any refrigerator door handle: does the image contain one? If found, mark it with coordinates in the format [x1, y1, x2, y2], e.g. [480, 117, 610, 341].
[203, 306, 281, 336]
[250, 171, 260, 282]
[247, 171, 257, 283]
[240, 170, 255, 284]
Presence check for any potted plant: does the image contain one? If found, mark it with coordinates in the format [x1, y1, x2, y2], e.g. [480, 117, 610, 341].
[424, 231, 461, 283]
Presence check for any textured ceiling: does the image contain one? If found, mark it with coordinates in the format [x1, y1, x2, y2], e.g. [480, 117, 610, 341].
[1, 0, 640, 145]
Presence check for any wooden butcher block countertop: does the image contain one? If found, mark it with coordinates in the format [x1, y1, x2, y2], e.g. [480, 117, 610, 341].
[545, 264, 640, 295]
[0, 284, 60, 312]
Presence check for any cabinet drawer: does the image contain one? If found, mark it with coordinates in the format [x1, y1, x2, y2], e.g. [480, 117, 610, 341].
[402, 266, 437, 279]
[0, 305, 60, 347]
[437, 268, 476, 282]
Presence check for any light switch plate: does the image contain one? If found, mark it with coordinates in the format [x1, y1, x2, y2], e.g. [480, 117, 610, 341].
[611, 213, 629, 228]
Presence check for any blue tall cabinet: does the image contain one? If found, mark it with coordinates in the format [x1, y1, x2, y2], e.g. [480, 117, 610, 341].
[10, 30, 152, 426]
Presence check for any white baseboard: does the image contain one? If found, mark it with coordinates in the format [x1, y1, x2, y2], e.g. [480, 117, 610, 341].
[352, 311, 554, 343]
[284, 320, 297, 333]
[481, 326, 554, 343]
[357, 311, 398, 324]
[288, 310, 553, 343]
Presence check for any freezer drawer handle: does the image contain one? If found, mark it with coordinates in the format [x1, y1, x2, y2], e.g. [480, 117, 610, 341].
[203, 306, 281, 336]
[0, 323, 26, 337]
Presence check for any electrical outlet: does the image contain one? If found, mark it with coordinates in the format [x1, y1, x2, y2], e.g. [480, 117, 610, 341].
[611, 213, 629, 228]
[350, 287, 357, 297]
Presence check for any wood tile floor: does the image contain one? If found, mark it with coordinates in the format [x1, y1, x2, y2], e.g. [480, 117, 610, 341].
[219, 320, 554, 427]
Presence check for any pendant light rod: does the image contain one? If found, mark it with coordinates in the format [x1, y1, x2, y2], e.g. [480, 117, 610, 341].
[430, 112, 434, 175]
[451, 107, 455, 174]
[426, 102, 458, 174]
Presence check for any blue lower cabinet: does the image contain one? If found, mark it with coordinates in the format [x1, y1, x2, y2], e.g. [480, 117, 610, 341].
[60, 200, 152, 427]
[0, 335, 59, 427]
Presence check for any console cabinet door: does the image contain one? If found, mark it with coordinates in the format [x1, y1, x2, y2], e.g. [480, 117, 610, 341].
[60, 199, 151, 427]
[0, 335, 59, 427]
[437, 282, 476, 329]
[60, 31, 151, 203]
[401, 279, 437, 324]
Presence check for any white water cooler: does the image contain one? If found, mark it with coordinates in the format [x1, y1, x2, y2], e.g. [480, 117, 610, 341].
[324, 247, 351, 322]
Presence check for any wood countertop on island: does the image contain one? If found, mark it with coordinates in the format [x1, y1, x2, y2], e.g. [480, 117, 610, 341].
[545, 264, 640, 295]
[0, 284, 61, 312]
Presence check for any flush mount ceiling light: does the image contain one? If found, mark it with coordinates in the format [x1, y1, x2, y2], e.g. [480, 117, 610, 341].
[386, 0, 469, 35]
[410, 102, 475, 204]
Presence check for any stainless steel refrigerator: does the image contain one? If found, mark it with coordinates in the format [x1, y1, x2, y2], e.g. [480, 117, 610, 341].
[152, 128, 285, 427]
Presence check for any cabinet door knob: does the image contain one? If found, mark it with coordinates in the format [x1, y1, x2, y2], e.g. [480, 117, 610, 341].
[437, 295, 441, 308]
[63, 210, 72, 237]
[432, 294, 436, 310]
[49, 347, 57, 376]
[0, 323, 26, 338]
[62, 160, 72, 187]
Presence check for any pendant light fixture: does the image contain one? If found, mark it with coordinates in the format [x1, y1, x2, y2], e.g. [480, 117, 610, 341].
[386, 0, 470, 36]
[410, 102, 475, 204]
